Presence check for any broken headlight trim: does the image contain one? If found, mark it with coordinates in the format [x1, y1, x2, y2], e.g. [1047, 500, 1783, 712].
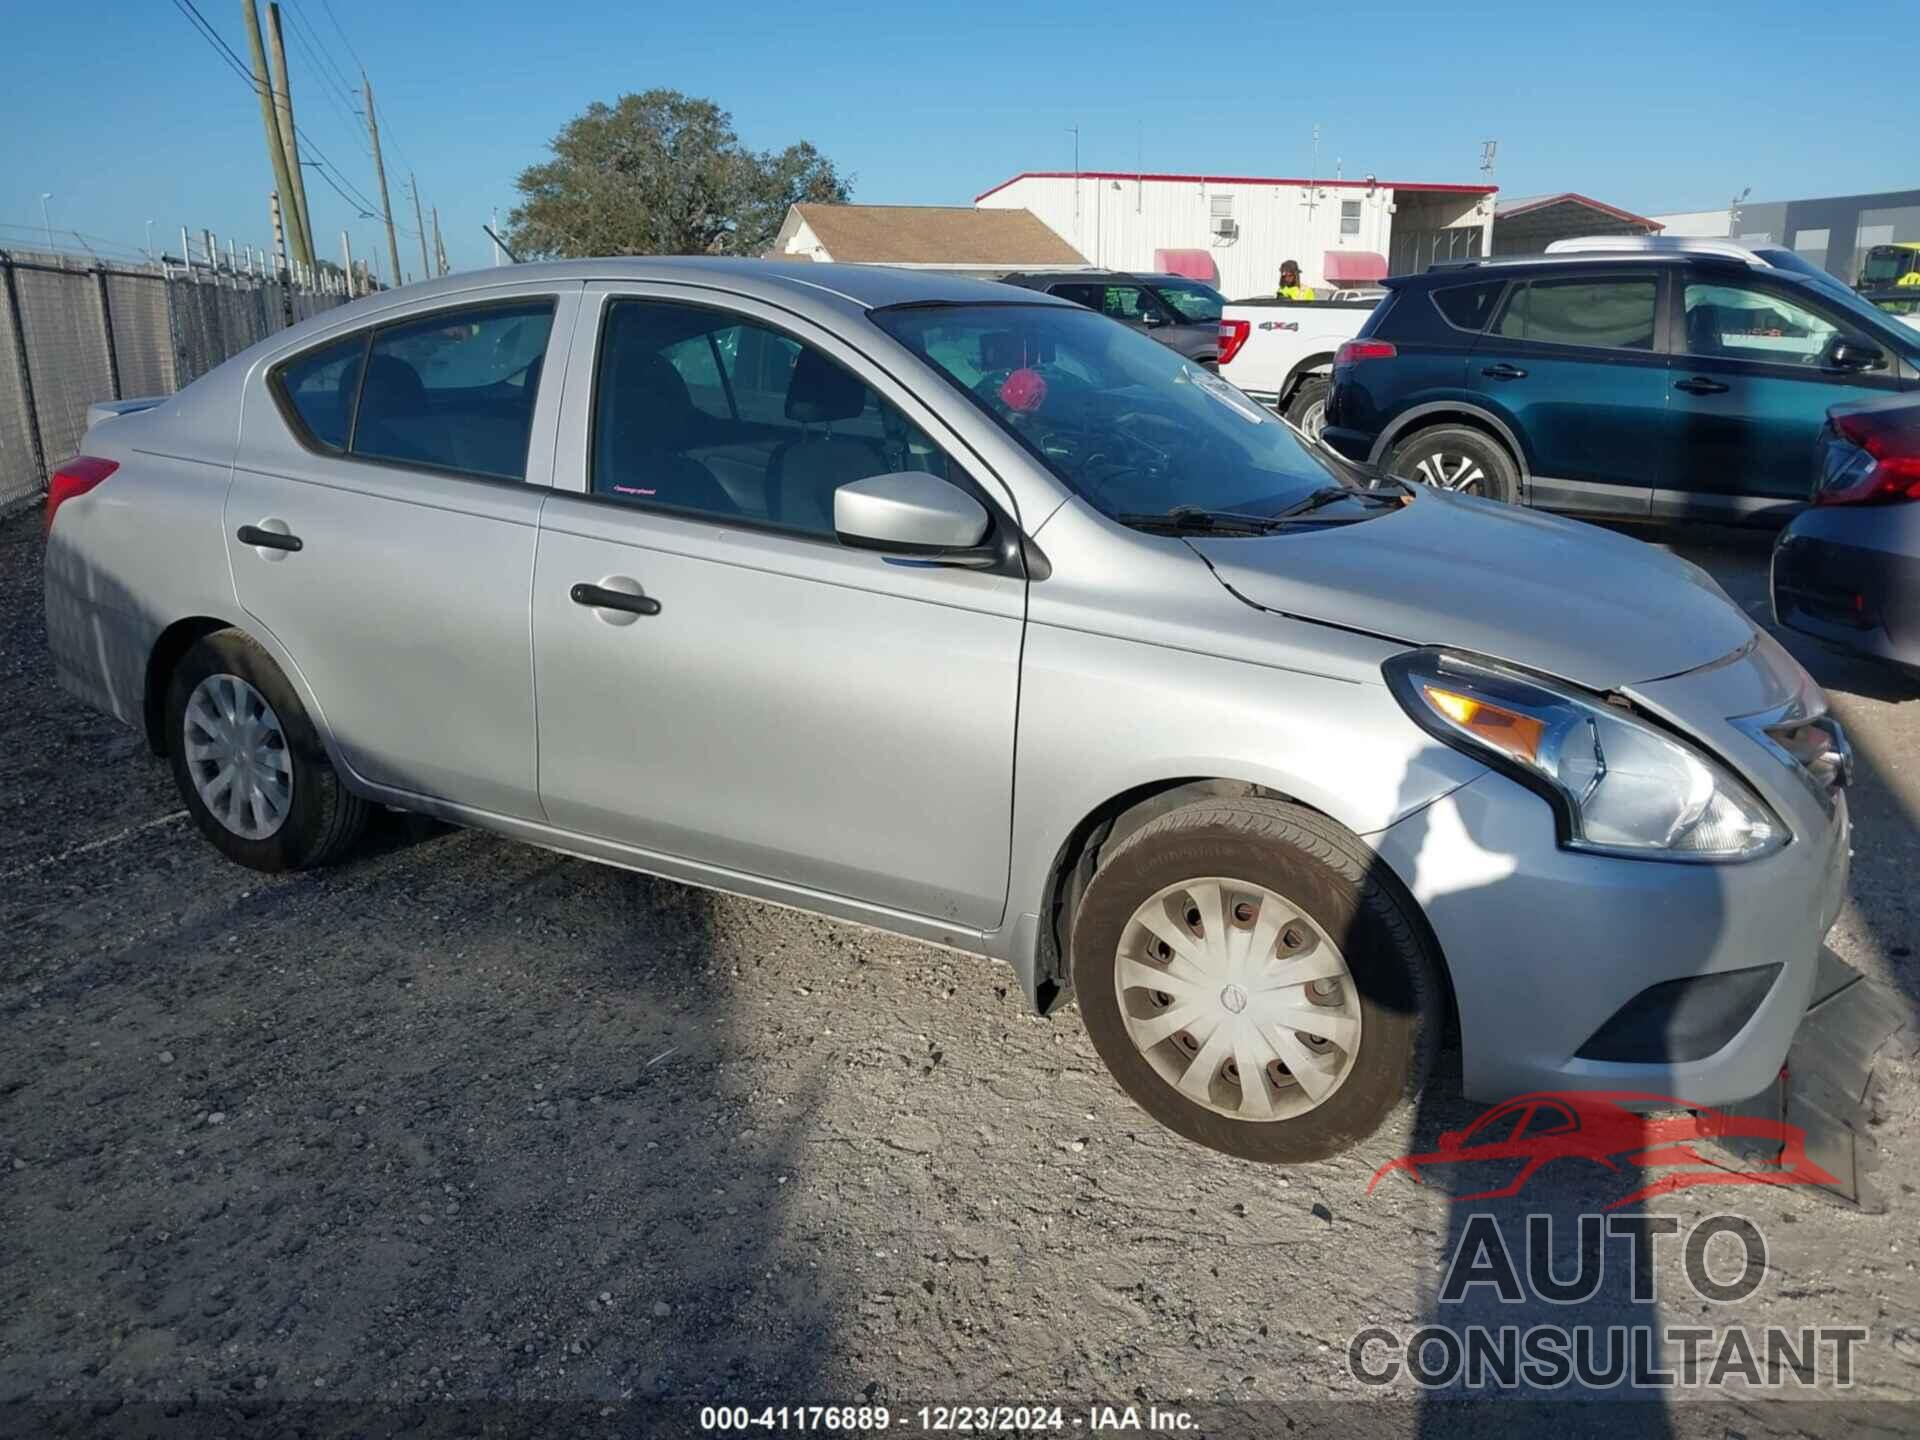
[1384, 649, 1786, 863]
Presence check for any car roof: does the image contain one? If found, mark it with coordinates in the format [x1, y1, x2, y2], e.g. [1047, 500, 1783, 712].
[1000, 269, 1141, 285]
[352, 256, 1078, 313]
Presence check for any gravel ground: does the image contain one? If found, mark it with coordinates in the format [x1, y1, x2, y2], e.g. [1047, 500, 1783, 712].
[2, 504, 1918, 1436]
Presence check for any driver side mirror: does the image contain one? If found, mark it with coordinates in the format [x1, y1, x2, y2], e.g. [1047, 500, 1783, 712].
[834, 472, 997, 568]
[1827, 338, 1887, 373]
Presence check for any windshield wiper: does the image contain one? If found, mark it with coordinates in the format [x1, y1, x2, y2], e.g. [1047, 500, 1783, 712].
[1269, 483, 1405, 518]
[1116, 487, 1400, 536]
[1113, 506, 1295, 536]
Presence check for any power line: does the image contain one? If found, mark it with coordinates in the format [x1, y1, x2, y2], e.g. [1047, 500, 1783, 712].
[165, 0, 387, 224]
[318, 0, 366, 73]
[311, 0, 416, 179]
[285, 0, 359, 108]
[169, 0, 254, 86]
[281, 3, 366, 147]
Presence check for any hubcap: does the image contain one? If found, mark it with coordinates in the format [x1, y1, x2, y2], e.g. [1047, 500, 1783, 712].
[1114, 878, 1363, 1123]
[183, 674, 293, 840]
[1299, 397, 1328, 439]
[1406, 450, 1487, 494]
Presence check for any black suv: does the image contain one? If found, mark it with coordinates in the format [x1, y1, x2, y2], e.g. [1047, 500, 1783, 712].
[1323, 248, 1920, 522]
[997, 271, 1225, 367]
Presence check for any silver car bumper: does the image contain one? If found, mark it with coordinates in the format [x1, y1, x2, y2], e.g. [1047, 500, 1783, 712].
[1372, 770, 1847, 1106]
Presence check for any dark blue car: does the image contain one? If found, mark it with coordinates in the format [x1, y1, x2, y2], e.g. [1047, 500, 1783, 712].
[1324, 243, 1920, 523]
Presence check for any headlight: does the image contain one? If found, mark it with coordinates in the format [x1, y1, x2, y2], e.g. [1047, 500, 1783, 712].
[1385, 650, 1785, 863]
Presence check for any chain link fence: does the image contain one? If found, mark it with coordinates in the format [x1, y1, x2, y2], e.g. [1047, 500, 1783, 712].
[0, 249, 348, 513]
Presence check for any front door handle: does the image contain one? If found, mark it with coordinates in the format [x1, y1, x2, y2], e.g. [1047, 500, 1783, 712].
[1480, 363, 1527, 380]
[1675, 376, 1730, 395]
[571, 581, 661, 617]
[236, 523, 302, 552]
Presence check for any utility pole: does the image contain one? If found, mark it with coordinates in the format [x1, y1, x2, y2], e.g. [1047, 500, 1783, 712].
[431, 206, 448, 276]
[409, 173, 431, 280]
[241, 0, 311, 275]
[363, 72, 403, 290]
[265, 2, 316, 265]
[491, 207, 502, 266]
[341, 230, 356, 298]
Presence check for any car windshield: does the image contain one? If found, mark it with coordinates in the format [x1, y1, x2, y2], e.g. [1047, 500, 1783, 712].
[874, 302, 1347, 520]
[1149, 279, 1224, 324]
[1861, 247, 1912, 286]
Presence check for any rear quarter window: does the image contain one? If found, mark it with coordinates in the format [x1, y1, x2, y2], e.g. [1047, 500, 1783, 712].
[272, 333, 368, 451]
[1430, 280, 1505, 333]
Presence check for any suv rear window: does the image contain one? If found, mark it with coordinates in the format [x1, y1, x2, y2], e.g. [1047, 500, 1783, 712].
[1430, 280, 1504, 332]
[1495, 277, 1657, 351]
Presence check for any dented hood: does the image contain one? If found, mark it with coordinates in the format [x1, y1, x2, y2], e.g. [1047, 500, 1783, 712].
[1189, 488, 1754, 691]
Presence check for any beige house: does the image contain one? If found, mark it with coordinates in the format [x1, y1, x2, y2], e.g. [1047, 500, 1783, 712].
[769, 203, 1086, 272]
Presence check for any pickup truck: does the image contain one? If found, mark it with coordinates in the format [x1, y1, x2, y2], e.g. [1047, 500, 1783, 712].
[1215, 295, 1380, 436]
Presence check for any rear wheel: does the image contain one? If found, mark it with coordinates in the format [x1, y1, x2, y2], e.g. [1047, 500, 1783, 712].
[165, 629, 369, 872]
[1070, 798, 1444, 1163]
[1383, 424, 1519, 503]
[1284, 376, 1330, 439]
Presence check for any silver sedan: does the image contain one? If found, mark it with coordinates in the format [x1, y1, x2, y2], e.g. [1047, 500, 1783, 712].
[43, 258, 1852, 1162]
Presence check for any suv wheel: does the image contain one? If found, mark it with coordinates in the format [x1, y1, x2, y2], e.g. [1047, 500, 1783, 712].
[1384, 424, 1518, 503]
[1284, 376, 1330, 439]
[165, 629, 370, 872]
[1070, 798, 1444, 1163]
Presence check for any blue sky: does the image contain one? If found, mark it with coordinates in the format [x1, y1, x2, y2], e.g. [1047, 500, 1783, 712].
[3, 0, 1909, 275]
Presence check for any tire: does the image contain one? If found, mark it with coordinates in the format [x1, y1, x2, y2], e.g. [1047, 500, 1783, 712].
[164, 628, 369, 872]
[1384, 423, 1519, 503]
[1070, 798, 1444, 1163]
[1284, 375, 1330, 438]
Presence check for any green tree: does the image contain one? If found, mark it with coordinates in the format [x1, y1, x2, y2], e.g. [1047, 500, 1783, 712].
[506, 90, 851, 259]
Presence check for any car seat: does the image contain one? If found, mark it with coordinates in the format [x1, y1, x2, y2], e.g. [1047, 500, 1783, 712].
[767, 349, 885, 534]
[596, 347, 736, 516]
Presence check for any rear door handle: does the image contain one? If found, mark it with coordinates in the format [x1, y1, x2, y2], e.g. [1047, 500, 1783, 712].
[1675, 376, 1730, 395]
[1480, 364, 1527, 380]
[570, 581, 661, 617]
[236, 524, 302, 552]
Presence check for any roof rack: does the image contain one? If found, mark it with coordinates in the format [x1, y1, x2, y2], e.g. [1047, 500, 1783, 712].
[1543, 235, 1775, 266]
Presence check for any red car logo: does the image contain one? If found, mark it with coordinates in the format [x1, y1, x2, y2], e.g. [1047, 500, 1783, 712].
[1367, 1090, 1836, 1209]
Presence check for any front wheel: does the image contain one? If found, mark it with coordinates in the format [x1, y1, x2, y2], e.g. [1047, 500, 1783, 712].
[1383, 424, 1519, 503]
[1070, 798, 1444, 1163]
[165, 628, 370, 872]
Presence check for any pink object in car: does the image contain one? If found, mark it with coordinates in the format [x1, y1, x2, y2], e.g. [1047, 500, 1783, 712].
[999, 367, 1048, 414]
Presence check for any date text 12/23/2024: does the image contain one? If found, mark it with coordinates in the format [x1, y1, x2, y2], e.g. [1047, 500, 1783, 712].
[699, 1404, 1197, 1432]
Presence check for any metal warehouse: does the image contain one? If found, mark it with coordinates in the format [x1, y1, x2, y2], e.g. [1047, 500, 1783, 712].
[974, 170, 1497, 299]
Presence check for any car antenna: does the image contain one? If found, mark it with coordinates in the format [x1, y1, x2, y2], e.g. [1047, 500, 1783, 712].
[482, 224, 521, 264]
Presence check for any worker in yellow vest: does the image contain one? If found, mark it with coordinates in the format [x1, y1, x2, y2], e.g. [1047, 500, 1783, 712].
[1277, 260, 1316, 301]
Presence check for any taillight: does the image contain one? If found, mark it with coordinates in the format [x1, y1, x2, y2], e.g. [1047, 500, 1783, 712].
[1814, 408, 1920, 505]
[44, 456, 119, 535]
[1335, 339, 1397, 366]
[1217, 318, 1251, 366]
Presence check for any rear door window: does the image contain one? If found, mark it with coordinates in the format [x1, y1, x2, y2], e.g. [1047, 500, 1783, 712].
[1049, 283, 1106, 311]
[1494, 276, 1658, 351]
[1100, 285, 1160, 323]
[350, 299, 556, 479]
